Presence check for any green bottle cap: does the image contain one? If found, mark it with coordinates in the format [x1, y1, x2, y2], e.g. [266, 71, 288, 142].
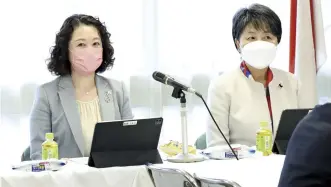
[45, 133, 54, 140]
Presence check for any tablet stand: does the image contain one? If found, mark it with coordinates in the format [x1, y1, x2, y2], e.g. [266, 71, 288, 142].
[167, 87, 204, 163]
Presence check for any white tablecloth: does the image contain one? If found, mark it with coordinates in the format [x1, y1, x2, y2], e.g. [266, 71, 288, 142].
[162, 154, 285, 187]
[0, 155, 285, 187]
[0, 159, 154, 187]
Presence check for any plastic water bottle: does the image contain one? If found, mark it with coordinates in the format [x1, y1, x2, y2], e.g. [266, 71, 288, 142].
[42, 133, 59, 160]
[256, 121, 272, 156]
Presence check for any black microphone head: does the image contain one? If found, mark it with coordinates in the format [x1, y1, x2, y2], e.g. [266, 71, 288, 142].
[152, 71, 165, 81]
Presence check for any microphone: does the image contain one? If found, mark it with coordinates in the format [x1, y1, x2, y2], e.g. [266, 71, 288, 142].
[152, 71, 239, 160]
[152, 71, 202, 97]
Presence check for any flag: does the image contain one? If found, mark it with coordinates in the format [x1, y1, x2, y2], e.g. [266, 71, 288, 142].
[289, 0, 327, 108]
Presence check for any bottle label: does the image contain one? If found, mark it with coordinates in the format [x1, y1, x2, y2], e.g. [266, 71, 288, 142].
[42, 145, 58, 160]
[264, 136, 270, 149]
[256, 134, 272, 153]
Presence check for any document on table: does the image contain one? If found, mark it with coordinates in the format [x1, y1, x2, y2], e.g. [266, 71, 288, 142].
[64, 157, 89, 165]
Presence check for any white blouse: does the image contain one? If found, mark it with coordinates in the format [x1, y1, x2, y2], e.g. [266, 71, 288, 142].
[77, 97, 102, 156]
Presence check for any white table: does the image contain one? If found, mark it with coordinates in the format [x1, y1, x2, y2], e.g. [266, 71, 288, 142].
[0, 155, 285, 187]
[162, 154, 285, 187]
[0, 159, 154, 187]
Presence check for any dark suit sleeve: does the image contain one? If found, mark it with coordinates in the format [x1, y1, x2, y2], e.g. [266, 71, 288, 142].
[278, 104, 331, 187]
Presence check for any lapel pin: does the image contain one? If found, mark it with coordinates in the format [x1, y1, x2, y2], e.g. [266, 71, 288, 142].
[105, 91, 112, 103]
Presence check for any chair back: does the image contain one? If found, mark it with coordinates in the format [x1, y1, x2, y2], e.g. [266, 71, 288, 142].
[21, 146, 31, 161]
[194, 133, 206, 150]
[195, 174, 241, 187]
[147, 164, 199, 187]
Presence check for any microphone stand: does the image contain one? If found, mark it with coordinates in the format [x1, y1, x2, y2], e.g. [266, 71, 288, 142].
[167, 87, 204, 163]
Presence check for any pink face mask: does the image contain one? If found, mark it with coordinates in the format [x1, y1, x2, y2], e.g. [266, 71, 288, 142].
[70, 47, 103, 76]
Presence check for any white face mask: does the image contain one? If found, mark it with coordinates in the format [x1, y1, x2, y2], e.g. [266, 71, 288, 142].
[240, 41, 277, 69]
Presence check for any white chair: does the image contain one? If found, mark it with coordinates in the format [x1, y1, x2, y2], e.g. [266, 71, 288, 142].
[194, 174, 241, 187]
[147, 164, 199, 187]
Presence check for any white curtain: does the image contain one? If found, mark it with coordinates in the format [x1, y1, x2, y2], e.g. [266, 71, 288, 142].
[1, 0, 322, 163]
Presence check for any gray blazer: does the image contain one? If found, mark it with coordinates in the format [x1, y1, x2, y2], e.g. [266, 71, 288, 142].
[29, 75, 134, 160]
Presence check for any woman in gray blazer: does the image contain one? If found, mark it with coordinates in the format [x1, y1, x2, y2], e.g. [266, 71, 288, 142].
[29, 14, 134, 160]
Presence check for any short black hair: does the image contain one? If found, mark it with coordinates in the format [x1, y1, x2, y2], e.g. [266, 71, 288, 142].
[232, 3, 282, 49]
[47, 14, 115, 76]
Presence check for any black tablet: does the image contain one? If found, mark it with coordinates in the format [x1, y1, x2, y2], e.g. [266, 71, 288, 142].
[273, 109, 312, 155]
[88, 117, 163, 168]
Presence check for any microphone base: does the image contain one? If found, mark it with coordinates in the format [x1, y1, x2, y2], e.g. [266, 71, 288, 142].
[167, 153, 204, 163]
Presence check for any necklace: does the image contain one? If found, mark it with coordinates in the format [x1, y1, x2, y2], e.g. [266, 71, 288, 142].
[75, 88, 94, 96]
[85, 89, 94, 95]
